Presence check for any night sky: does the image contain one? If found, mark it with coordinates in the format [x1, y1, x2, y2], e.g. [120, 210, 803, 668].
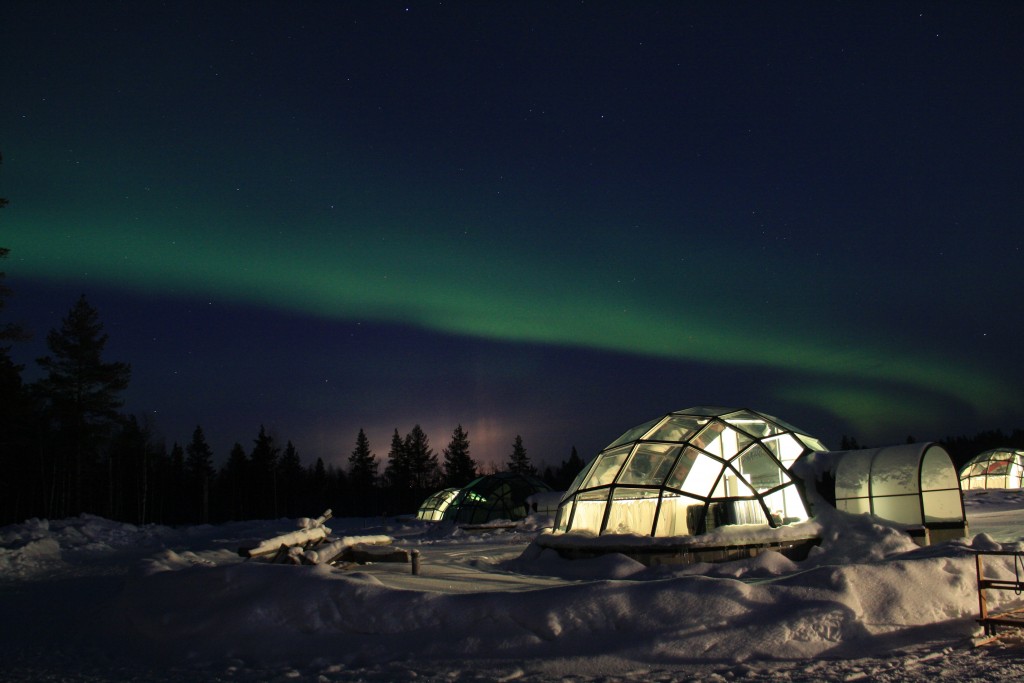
[3, 1, 1022, 470]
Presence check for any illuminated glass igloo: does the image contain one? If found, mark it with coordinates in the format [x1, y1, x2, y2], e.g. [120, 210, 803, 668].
[416, 487, 460, 521]
[555, 407, 827, 537]
[960, 449, 1024, 490]
[442, 472, 552, 525]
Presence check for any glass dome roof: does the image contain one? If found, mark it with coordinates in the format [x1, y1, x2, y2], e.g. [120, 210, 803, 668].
[555, 407, 827, 537]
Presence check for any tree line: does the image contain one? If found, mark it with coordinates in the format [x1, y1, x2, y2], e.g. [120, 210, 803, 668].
[0, 247, 585, 525]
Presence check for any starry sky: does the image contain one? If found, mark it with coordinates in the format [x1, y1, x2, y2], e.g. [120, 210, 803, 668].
[2, 1, 1022, 470]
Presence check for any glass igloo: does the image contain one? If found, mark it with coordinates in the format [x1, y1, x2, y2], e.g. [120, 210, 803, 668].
[416, 487, 461, 521]
[442, 472, 552, 525]
[554, 406, 827, 537]
[960, 448, 1024, 490]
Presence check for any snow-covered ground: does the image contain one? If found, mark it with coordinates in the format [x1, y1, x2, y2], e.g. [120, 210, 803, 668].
[2, 491, 1024, 682]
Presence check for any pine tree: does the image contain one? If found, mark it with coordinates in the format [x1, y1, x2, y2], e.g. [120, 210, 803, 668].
[443, 424, 476, 487]
[348, 428, 378, 489]
[405, 424, 441, 493]
[219, 442, 249, 521]
[554, 446, 586, 490]
[0, 246, 35, 524]
[34, 295, 131, 517]
[507, 435, 536, 475]
[384, 428, 410, 491]
[107, 415, 155, 523]
[185, 425, 215, 523]
[278, 440, 304, 517]
[309, 457, 329, 515]
[347, 428, 379, 515]
[167, 442, 186, 523]
[249, 426, 280, 518]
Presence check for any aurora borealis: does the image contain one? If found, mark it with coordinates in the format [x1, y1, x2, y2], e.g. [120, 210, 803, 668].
[3, 2, 1022, 467]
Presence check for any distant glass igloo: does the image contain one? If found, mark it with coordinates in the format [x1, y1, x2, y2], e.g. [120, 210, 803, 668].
[960, 449, 1024, 490]
[442, 472, 553, 525]
[554, 407, 827, 537]
[416, 487, 460, 521]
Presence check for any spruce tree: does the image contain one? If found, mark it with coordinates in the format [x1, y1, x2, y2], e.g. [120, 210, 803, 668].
[348, 428, 378, 489]
[219, 442, 249, 521]
[443, 424, 477, 487]
[383, 428, 410, 491]
[383, 428, 408, 513]
[309, 457, 329, 515]
[555, 446, 586, 490]
[405, 424, 441, 492]
[249, 425, 280, 518]
[278, 440, 304, 517]
[507, 435, 536, 475]
[35, 295, 131, 517]
[107, 415, 155, 524]
[0, 246, 34, 524]
[185, 425, 215, 523]
[167, 442, 186, 523]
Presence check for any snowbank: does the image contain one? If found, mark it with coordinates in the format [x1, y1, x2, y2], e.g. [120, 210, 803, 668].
[2, 491, 1024, 681]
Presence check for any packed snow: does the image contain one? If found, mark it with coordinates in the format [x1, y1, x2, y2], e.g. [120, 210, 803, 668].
[2, 491, 1024, 682]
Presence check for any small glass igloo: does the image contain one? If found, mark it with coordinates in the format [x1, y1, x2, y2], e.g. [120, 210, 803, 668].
[554, 406, 827, 537]
[960, 448, 1024, 490]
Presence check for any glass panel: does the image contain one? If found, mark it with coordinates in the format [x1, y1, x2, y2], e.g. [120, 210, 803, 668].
[872, 494, 923, 525]
[581, 445, 631, 489]
[736, 444, 783, 491]
[836, 497, 871, 515]
[605, 418, 662, 449]
[569, 489, 610, 534]
[762, 433, 806, 466]
[663, 446, 698, 490]
[645, 414, 707, 443]
[988, 461, 1011, 476]
[721, 466, 754, 497]
[555, 500, 570, 531]
[763, 483, 809, 524]
[795, 434, 829, 452]
[920, 446, 959, 491]
[678, 405, 731, 417]
[604, 488, 660, 535]
[871, 445, 921, 496]
[693, 421, 727, 456]
[666, 448, 724, 498]
[835, 449, 874, 499]
[922, 489, 964, 523]
[564, 457, 598, 496]
[617, 443, 681, 485]
[731, 499, 769, 525]
[723, 410, 776, 438]
[694, 422, 752, 460]
[684, 501, 711, 534]
[654, 493, 703, 537]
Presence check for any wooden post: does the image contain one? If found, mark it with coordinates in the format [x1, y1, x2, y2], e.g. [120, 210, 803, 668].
[976, 553, 991, 635]
[411, 549, 420, 575]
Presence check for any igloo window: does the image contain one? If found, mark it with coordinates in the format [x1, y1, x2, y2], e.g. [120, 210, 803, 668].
[556, 407, 822, 538]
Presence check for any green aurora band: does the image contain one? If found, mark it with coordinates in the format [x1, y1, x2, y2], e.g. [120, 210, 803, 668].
[7, 209, 1017, 435]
